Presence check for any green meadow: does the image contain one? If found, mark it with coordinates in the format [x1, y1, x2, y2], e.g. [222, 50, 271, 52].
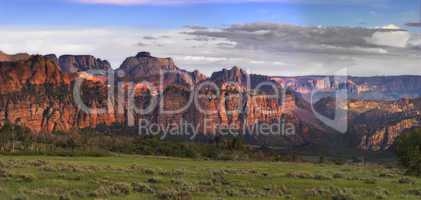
[0, 155, 420, 200]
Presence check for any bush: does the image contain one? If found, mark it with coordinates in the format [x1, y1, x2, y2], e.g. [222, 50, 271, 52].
[0, 169, 10, 178]
[286, 172, 313, 179]
[91, 183, 131, 197]
[395, 128, 421, 176]
[59, 194, 72, 200]
[362, 178, 377, 184]
[407, 189, 421, 196]
[110, 183, 131, 196]
[132, 182, 154, 193]
[333, 173, 345, 179]
[398, 177, 416, 184]
[147, 177, 161, 184]
[156, 190, 193, 200]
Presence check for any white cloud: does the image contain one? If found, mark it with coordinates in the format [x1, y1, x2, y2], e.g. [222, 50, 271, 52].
[0, 23, 420, 76]
[186, 23, 421, 75]
[272, 61, 287, 66]
[250, 60, 265, 64]
[177, 56, 228, 62]
[367, 30, 410, 48]
[381, 24, 401, 30]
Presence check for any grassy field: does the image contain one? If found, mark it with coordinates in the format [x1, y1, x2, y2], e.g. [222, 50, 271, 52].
[0, 155, 420, 200]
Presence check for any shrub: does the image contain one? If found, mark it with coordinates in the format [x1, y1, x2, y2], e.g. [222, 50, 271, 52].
[90, 186, 109, 197]
[156, 190, 193, 200]
[395, 128, 421, 176]
[362, 178, 377, 184]
[378, 172, 395, 178]
[225, 188, 241, 197]
[313, 174, 332, 180]
[286, 172, 313, 179]
[319, 156, 326, 164]
[332, 193, 355, 200]
[0, 169, 9, 178]
[12, 195, 28, 200]
[147, 177, 161, 184]
[110, 183, 131, 196]
[332, 159, 347, 165]
[70, 190, 87, 198]
[398, 177, 416, 184]
[17, 174, 35, 182]
[407, 189, 421, 196]
[370, 187, 390, 200]
[59, 194, 72, 200]
[91, 183, 131, 197]
[333, 173, 345, 179]
[142, 168, 156, 175]
[132, 182, 154, 193]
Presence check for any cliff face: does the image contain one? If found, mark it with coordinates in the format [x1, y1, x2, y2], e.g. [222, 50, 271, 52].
[58, 55, 112, 73]
[0, 53, 292, 135]
[0, 56, 66, 94]
[0, 55, 123, 133]
[210, 66, 248, 86]
[0, 51, 420, 152]
[316, 97, 421, 151]
[359, 118, 418, 151]
[273, 76, 421, 100]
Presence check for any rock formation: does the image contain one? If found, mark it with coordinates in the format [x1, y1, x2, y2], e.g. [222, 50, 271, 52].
[58, 55, 111, 73]
[0, 51, 31, 62]
[0, 51, 420, 152]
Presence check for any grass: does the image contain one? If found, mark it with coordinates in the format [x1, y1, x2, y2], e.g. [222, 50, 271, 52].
[0, 155, 420, 199]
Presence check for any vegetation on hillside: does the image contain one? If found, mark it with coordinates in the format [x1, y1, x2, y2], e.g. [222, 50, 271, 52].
[395, 128, 421, 176]
[0, 123, 292, 161]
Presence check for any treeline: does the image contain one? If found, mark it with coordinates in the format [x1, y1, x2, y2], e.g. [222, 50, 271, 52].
[0, 123, 287, 161]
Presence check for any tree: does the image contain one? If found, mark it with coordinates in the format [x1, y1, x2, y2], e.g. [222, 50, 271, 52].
[395, 128, 421, 176]
[0, 122, 32, 153]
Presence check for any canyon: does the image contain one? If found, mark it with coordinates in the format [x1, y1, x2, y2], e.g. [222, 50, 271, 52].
[0, 51, 420, 152]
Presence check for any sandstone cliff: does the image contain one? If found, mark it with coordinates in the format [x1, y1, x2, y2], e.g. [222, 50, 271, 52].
[59, 55, 112, 73]
[0, 51, 30, 62]
[0, 51, 420, 152]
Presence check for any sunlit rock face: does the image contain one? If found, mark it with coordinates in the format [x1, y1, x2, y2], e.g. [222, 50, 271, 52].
[59, 55, 112, 73]
[117, 52, 206, 89]
[0, 51, 420, 152]
[0, 55, 64, 94]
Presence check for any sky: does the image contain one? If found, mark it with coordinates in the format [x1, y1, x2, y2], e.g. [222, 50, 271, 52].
[0, 0, 420, 76]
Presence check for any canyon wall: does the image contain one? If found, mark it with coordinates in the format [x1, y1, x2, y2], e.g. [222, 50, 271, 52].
[0, 51, 420, 151]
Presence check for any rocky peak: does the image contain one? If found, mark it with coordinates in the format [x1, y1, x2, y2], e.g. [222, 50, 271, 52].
[0, 51, 31, 62]
[58, 55, 111, 73]
[136, 51, 152, 57]
[190, 70, 208, 83]
[118, 52, 178, 81]
[44, 54, 58, 65]
[210, 66, 248, 85]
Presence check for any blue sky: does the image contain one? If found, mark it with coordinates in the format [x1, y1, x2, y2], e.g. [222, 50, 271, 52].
[0, 0, 421, 76]
[1, 0, 418, 29]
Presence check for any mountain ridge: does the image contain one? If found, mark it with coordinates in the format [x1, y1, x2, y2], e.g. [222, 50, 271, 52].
[0, 51, 420, 152]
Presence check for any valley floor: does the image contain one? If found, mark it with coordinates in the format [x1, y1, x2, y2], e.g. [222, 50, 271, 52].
[0, 155, 420, 200]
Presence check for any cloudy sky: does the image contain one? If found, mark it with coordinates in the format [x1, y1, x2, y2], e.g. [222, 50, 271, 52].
[0, 0, 420, 76]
